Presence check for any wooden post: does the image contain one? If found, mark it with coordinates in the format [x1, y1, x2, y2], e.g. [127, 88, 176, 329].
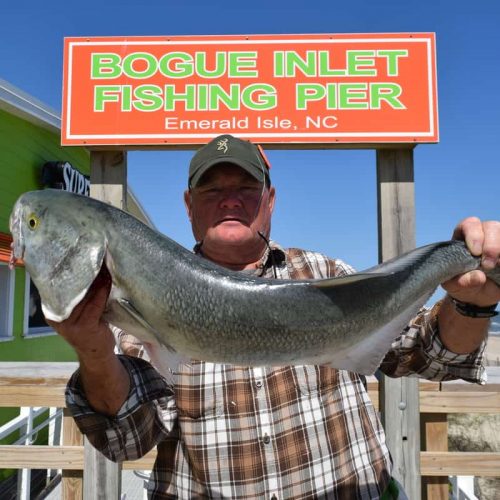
[83, 150, 127, 500]
[376, 148, 421, 499]
[90, 151, 127, 208]
[83, 437, 122, 499]
[421, 413, 448, 499]
[62, 408, 83, 500]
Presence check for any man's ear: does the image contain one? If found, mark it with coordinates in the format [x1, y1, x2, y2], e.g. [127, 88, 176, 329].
[183, 190, 193, 222]
[268, 186, 276, 214]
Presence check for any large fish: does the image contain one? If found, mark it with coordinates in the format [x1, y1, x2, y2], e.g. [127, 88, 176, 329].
[9, 189, 500, 377]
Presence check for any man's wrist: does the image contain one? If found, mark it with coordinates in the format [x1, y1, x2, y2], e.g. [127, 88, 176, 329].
[449, 296, 498, 319]
[77, 349, 118, 371]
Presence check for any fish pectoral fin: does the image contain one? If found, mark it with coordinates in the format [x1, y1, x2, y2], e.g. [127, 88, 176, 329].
[142, 342, 185, 387]
[116, 298, 177, 354]
[310, 272, 391, 288]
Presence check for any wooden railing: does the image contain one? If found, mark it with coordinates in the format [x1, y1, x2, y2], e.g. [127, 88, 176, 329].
[0, 362, 499, 499]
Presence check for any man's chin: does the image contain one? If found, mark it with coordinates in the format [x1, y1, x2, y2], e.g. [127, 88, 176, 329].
[208, 229, 254, 247]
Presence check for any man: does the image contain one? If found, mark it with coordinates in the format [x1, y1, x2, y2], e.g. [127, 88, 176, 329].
[49, 135, 500, 499]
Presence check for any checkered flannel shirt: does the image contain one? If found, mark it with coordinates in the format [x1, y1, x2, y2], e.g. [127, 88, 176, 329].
[66, 243, 486, 499]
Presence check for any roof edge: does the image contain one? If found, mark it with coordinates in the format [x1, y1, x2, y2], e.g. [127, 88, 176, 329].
[0, 78, 60, 132]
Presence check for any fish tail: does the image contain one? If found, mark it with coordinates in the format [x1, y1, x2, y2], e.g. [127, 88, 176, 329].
[486, 267, 500, 287]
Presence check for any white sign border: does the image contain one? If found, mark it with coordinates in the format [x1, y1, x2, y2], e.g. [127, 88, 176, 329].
[64, 36, 438, 142]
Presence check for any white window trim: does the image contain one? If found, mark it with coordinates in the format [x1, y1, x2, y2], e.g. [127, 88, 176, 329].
[23, 272, 55, 337]
[0, 262, 15, 339]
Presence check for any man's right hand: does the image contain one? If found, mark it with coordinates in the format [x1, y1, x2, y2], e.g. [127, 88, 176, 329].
[46, 266, 115, 361]
[46, 266, 131, 416]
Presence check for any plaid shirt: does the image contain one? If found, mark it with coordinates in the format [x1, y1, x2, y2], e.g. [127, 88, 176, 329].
[66, 243, 486, 499]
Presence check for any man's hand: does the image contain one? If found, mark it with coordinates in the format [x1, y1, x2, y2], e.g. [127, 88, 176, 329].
[442, 217, 500, 306]
[46, 266, 130, 416]
[46, 266, 115, 361]
[438, 217, 499, 354]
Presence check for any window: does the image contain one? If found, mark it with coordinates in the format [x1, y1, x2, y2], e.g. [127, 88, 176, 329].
[24, 274, 52, 335]
[0, 264, 14, 338]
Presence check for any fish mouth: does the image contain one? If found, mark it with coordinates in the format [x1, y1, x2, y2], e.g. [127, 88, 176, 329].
[8, 201, 25, 267]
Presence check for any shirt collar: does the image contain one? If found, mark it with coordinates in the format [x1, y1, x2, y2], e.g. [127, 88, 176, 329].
[193, 240, 286, 277]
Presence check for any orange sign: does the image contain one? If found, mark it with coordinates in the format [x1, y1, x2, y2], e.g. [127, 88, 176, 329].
[62, 33, 438, 146]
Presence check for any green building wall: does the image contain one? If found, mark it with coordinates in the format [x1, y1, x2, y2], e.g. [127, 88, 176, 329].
[0, 108, 90, 361]
[0, 107, 91, 482]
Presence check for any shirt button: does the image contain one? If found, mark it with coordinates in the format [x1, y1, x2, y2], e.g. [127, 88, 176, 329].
[255, 380, 263, 389]
[263, 433, 271, 444]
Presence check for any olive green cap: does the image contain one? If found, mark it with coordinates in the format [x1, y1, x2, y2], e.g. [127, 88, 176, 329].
[189, 134, 270, 188]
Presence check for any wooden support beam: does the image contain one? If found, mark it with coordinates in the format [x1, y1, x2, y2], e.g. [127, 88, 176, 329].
[84, 437, 121, 500]
[90, 150, 127, 208]
[376, 148, 420, 499]
[421, 413, 448, 499]
[86, 150, 127, 500]
[62, 409, 83, 500]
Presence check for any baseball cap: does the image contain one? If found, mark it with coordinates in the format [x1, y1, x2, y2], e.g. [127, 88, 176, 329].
[188, 134, 271, 188]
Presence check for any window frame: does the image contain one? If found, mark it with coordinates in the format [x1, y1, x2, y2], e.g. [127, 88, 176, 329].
[23, 272, 55, 337]
[0, 262, 15, 340]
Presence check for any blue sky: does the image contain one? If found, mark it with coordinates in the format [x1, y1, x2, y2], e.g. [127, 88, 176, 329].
[2, 0, 499, 273]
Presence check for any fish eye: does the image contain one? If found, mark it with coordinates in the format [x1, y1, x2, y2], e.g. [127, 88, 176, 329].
[27, 213, 40, 230]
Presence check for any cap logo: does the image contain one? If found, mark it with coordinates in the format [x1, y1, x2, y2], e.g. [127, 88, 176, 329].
[216, 138, 229, 154]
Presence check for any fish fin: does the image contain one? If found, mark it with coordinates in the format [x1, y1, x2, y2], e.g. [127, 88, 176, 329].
[116, 298, 177, 354]
[142, 342, 181, 387]
[310, 272, 389, 288]
[116, 298, 186, 382]
[312, 244, 453, 290]
[41, 236, 107, 322]
[486, 266, 500, 287]
[326, 289, 434, 375]
[363, 242, 453, 274]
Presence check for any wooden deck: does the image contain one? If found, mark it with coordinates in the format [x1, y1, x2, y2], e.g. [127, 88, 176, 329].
[0, 362, 499, 499]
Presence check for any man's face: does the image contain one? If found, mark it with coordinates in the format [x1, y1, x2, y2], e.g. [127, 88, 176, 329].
[184, 163, 275, 257]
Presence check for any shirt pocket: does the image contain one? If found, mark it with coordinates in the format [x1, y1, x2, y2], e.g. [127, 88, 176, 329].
[295, 365, 340, 396]
[175, 378, 228, 420]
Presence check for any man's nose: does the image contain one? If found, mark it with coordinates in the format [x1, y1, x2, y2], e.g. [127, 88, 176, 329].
[219, 190, 243, 209]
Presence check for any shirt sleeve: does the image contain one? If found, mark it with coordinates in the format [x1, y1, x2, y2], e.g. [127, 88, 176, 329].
[65, 355, 177, 462]
[379, 300, 487, 385]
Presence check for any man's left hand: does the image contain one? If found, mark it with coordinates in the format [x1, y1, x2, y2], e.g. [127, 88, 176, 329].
[442, 217, 500, 307]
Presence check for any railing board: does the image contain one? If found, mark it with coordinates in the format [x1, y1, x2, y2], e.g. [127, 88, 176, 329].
[123, 450, 157, 470]
[1, 363, 499, 488]
[2, 447, 499, 477]
[0, 445, 83, 469]
[439, 366, 500, 392]
[421, 451, 500, 477]
[0, 362, 78, 385]
[0, 385, 67, 407]
[420, 391, 500, 413]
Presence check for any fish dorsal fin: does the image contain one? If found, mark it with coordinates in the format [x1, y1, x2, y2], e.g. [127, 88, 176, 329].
[310, 272, 391, 288]
[364, 242, 451, 274]
[310, 242, 450, 290]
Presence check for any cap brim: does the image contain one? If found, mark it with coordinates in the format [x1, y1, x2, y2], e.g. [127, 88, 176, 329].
[189, 157, 267, 188]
